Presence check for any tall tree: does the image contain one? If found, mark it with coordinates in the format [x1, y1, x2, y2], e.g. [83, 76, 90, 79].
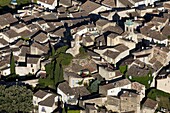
[0, 85, 33, 113]
[10, 52, 16, 75]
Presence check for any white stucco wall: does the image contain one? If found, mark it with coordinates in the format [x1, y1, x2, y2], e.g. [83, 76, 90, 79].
[157, 77, 170, 94]
[107, 84, 131, 96]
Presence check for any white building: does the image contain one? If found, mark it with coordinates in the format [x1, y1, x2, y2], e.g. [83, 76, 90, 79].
[37, 0, 58, 10]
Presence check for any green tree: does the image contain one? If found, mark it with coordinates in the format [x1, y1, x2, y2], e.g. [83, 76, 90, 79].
[88, 80, 100, 93]
[0, 0, 11, 6]
[119, 65, 128, 75]
[0, 85, 33, 113]
[10, 52, 16, 75]
[39, 46, 72, 88]
[16, 0, 31, 5]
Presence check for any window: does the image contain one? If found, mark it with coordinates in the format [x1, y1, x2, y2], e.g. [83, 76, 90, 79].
[41, 107, 46, 112]
[31, 64, 33, 67]
[32, 69, 34, 73]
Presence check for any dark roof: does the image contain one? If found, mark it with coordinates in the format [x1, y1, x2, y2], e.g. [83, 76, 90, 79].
[107, 33, 118, 39]
[33, 32, 48, 42]
[100, 79, 131, 90]
[39, 94, 57, 107]
[31, 42, 49, 53]
[102, 50, 120, 59]
[0, 13, 18, 26]
[162, 24, 170, 37]
[95, 35, 106, 46]
[52, 27, 65, 37]
[19, 46, 30, 56]
[59, 0, 72, 7]
[114, 44, 129, 52]
[102, 0, 115, 7]
[19, 30, 32, 37]
[0, 38, 8, 45]
[126, 64, 151, 77]
[103, 24, 123, 35]
[4, 29, 19, 38]
[34, 90, 48, 98]
[64, 71, 81, 78]
[41, 13, 58, 20]
[58, 81, 75, 96]
[96, 19, 109, 27]
[72, 86, 90, 98]
[81, 1, 101, 13]
[143, 98, 158, 109]
[119, 0, 133, 7]
[27, 57, 40, 64]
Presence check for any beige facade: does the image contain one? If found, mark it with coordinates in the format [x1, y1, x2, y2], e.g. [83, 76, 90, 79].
[120, 92, 140, 113]
[157, 74, 170, 94]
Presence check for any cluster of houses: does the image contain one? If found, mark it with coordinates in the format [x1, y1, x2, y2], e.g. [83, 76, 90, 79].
[0, 0, 170, 112]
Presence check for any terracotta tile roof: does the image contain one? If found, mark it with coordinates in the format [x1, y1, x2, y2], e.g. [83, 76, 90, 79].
[58, 81, 75, 96]
[114, 44, 129, 52]
[143, 98, 158, 109]
[102, 0, 115, 7]
[72, 86, 90, 98]
[59, 0, 72, 7]
[96, 19, 109, 27]
[119, 0, 133, 7]
[100, 79, 131, 90]
[31, 42, 49, 53]
[34, 90, 48, 98]
[103, 24, 123, 35]
[33, 32, 48, 43]
[4, 29, 19, 38]
[102, 50, 120, 59]
[126, 64, 150, 77]
[39, 94, 57, 107]
[27, 57, 40, 64]
[81, 0, 101, 13]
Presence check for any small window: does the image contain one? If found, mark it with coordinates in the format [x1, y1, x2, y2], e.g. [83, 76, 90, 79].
[32, 69, 34, 73]
[31, 64, 33, 67]
[41, 107, 46, 112]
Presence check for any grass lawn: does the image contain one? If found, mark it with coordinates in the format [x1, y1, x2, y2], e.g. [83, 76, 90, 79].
[147, 89, 170, 110]
[0, 0, 11, 7]
[67, 110, 80, 113]
[126, 73, 153, 89]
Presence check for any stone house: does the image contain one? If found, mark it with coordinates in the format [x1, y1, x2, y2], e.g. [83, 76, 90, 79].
[64, 71, 83, 88]
[99, 65, 122, 80]
[15, 56, 41, 76]
[37, 0, 58, 10]
[131, 82, 145, 101]
[57, 81, 77, 105]
[105, 96, 120, 112]
[33, 90, 60, 113]
[120, 91, 140, 113]
[95, 44, 130, 65]
[30, 42, 49, 55]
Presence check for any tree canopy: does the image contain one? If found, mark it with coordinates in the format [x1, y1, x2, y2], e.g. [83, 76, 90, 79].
[39, 45, 73, 89]
[10, 52, 16, 75]
[0, 85, 33, 113]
